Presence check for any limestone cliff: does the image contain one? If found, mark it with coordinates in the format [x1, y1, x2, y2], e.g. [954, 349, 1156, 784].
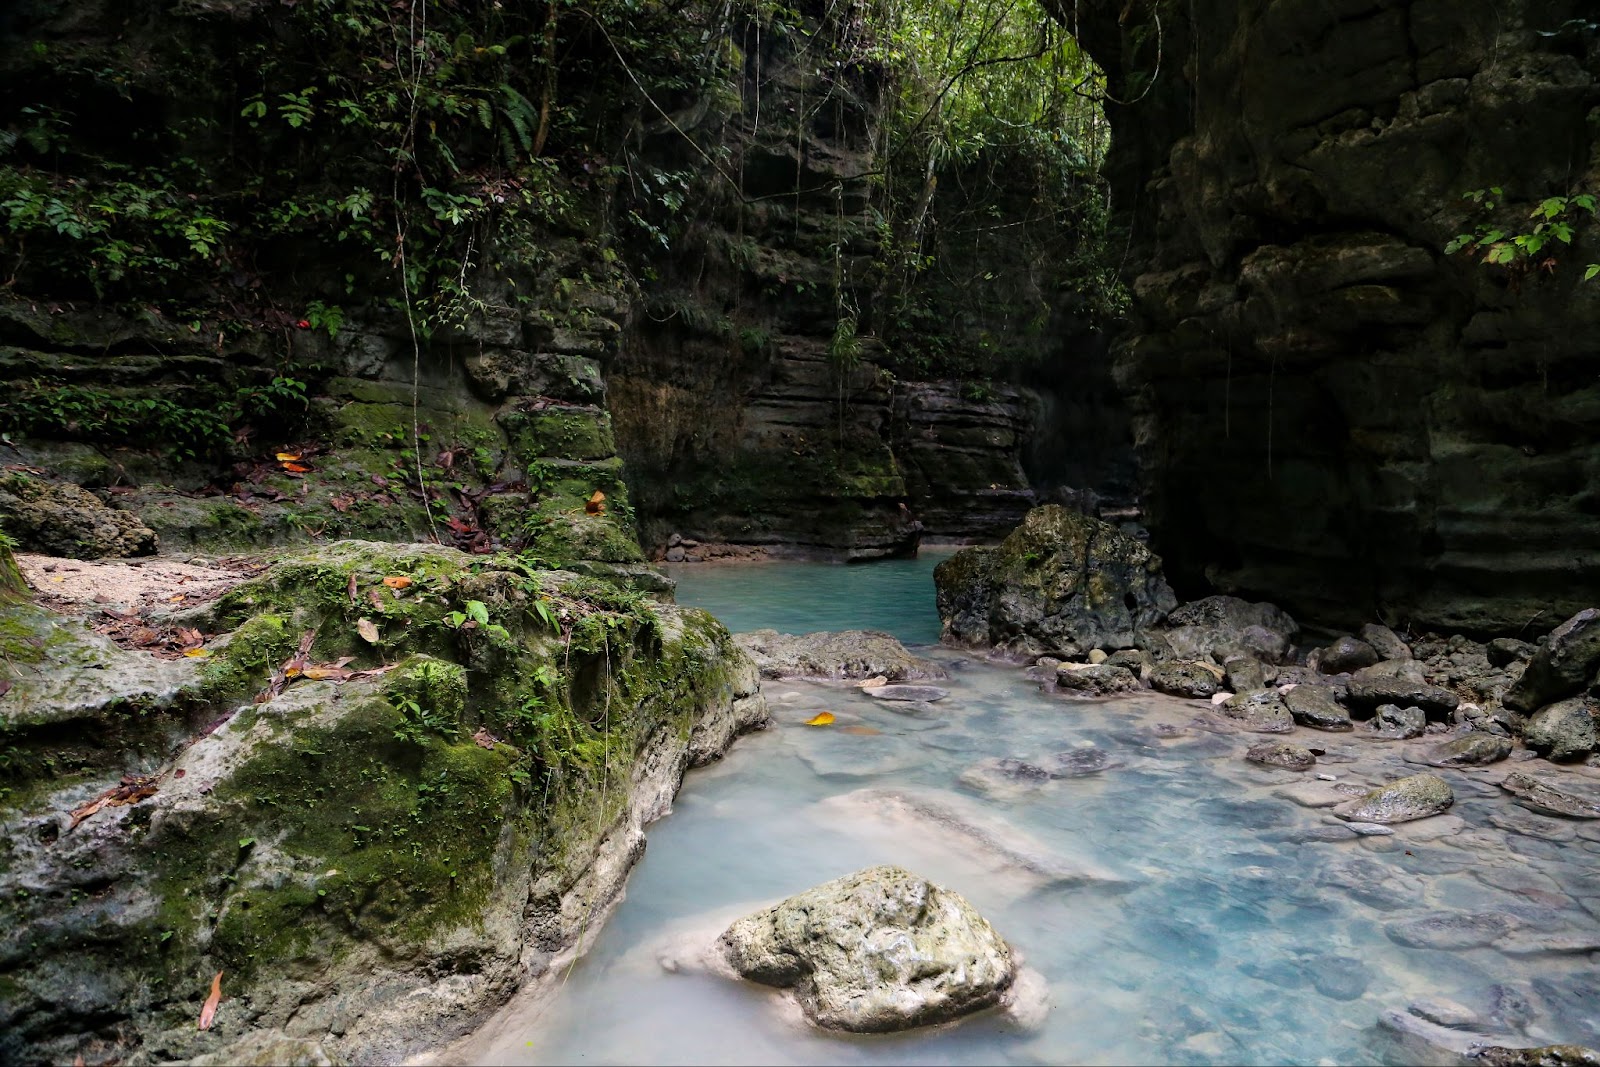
[1069, 0, 1600, 633]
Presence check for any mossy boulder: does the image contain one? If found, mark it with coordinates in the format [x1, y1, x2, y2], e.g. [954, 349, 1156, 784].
[1333, 773, 1454, 824]
[0, 473, 157, 558]
[934, 505, 1175, 654]
[0, 539, 768, 1064]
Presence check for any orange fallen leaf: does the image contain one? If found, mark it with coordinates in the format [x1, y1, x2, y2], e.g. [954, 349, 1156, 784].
[198, 970, 223, 1030]
[281, 462, 312, 473]
[585, 490, 606, 515]
[382, 575, 413, 589]
[356, 618, 380, 643]
[275, 452, 301, 462]
[803, 712, 835, 726]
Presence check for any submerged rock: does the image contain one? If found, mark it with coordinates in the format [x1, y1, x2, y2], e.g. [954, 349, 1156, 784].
[1419, 732, 1513, 768]
[1220, 689, 1295, 733]
[718, 865, 1015, 1032]
[1333, 773, 1454, 824]
[1162, 595, 1299, 665]
[1055, 662, 1139, 696]
[1149, 660, 1223, 699]
[1500, 772, 1600, 819]
[1505, 609, 1600, 713]
[735, 629, 947, 682]
[863, 683, 950, 702]
[1522, 697, 1598, 761]
[933, 505, 1175, 654]
[1386, 911, 1517, 950]
[1246, 740, 1317, 770]
[1284, 685, 1353, 731]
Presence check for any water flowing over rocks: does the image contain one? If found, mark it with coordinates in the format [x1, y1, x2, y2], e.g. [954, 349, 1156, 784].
[717, 865, 1017, 1032]
[734, 629, 947, 682]
[933, 505, 1175, 656]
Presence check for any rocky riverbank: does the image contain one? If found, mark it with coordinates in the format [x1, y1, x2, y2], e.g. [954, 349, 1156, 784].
[0, 541, 766, 1065]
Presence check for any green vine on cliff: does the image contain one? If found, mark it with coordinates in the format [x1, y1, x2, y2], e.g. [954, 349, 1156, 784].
[1446, 187, 1600, 283]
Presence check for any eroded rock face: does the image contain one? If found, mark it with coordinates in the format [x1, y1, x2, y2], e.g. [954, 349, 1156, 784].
[1069, 0, 1600, 634]
[1246, 740, 1316, 770]
[1419, 731, 1512, 768]
[1500, 772, 1600, 820]
[935, 505, 1175, 653]
[1333, 773, 1454, 824]
[1055, 662, 1140, 696]
[718, 865, 1015, 1032]
[734, 629, 947, 682]
[1506, 610, 1600, 714]
[0, 474, 157, 559]
[1220, 689, 1294, 733]
[1346, 660, 1459, 718]
[1149, 660, 1223, 699]
[1284, 685, 1353, 731]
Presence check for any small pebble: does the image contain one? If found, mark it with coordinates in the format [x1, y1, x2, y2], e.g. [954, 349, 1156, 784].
[1316, 773, 1337, 782]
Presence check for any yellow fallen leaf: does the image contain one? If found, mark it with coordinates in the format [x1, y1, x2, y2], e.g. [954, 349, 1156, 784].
[198, 970, 223, 1031]
[803, 712, 835, 726]
[382, 575, 413, 589]
[275, 452, 301, 462]
[183, 648, 210, 658]
[356, 618, 380, 643]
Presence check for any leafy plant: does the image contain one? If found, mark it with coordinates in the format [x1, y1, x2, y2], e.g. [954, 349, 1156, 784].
[1446, 188, 1600, 281]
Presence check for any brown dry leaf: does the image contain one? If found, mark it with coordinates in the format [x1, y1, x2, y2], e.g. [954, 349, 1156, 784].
[382, 575, 413, 590]
[472, 727, 500, 750]
[585, 490, 606, 515]
[840, 725, 882, 736]
[803, 712, 835, 727]
[0, 679, 11, 700]
[256, 629, 318, 704]
[347, 572, 359, 604]
[69, 773, 161, 830]
[198, 970, 223, 1031]
[356, 618, 381, 643]
[367, 588, 386, 612]
[301, 666, 352, 681]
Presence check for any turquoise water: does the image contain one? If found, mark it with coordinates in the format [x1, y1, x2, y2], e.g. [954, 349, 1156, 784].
[661, 550, 955, 645]
[459, 560, 1600, 1067]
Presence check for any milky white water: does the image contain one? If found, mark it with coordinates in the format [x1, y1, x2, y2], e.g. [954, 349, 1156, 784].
[459, 556, 1600, 1066]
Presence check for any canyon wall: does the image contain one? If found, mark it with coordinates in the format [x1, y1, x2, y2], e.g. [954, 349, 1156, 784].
[1070, 0, 1600, 633]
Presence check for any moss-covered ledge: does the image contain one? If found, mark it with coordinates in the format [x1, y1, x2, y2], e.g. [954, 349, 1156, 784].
[0, 540, 767, 1065]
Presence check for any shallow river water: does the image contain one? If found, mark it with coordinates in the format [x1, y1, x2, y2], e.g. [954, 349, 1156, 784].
[461, 556, 1600, 1066]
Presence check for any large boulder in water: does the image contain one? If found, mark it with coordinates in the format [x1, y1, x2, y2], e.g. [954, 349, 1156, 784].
[734, 629, 946, 682]
[933, 505, 1175, 655]
[1505, 608, 1600, 713]
[1333, 773, 1454, 824]
[1161, 595, 1299, 665]
[717, 865, 1015, 1032]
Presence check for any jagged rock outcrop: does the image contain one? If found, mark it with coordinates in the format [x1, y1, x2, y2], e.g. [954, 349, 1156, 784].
[934, 504, 1176, 656]
[1069, 0, 1600, 633]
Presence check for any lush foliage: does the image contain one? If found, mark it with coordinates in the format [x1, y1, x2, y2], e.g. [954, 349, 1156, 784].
[1446, 187, 1600, 282]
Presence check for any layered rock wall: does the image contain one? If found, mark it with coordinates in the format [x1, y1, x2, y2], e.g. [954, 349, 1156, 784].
[1069, 0, 1600, 633]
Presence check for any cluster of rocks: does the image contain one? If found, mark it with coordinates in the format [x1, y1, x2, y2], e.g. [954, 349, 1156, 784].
[938, 506, 1600, 778]
[654, 532, 768, 564]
